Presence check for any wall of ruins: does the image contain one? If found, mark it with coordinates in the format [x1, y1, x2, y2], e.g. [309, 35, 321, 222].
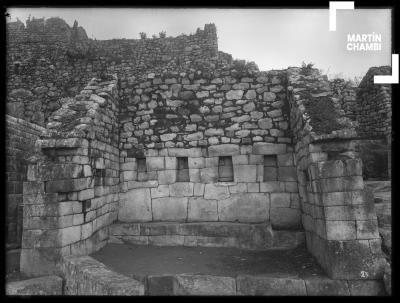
[356, 66, 392, 139]
[20, 75, 120, 276]
[6, 17, 218, 125]
[287, 67, 385, 280]
[117, 63, 302, 229]
[6, 115, 46, 249]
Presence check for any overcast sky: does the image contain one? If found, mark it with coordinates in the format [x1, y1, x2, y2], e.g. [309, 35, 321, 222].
[7, 8, 392, 80]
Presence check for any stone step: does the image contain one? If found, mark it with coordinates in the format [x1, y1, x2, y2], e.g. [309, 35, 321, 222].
[109, 222, 305, 250]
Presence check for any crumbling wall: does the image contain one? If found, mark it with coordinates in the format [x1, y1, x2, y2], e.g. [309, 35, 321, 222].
[117, 62, 301, 228]
[6, 18, 218, 124]
[21, 75, 120, 277]
[6, 115, 45, 249]
[356, 66, 392, 139]
[287, 67, 386, 280]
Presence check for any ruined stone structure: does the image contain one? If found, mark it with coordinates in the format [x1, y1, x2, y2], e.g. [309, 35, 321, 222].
[6, 17, 391, 295]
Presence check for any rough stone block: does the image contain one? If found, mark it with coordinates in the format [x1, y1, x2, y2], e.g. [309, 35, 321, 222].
[208, 144, 239, 157]
[229, 183, 247, 194]
[169, 182, 194, 197]
[233, 165, 257, 182]
[6, 275, 63, 295]
[188, 198, 218, 221]
[204, 184, 230, 200]
[152, 197, 188, 221]
[218, 193, 269, 223]
[236, 275, 307, 295]
[356, 219, 380, 239]
[118, 188, 152, 222]
[174, 274, 236, 295]
[253, 143, 286, 155]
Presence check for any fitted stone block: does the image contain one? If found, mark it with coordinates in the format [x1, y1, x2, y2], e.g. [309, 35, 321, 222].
[174, 274, 236, 295]
[200, 167, 218, 183]
[270, 193, 291, 208]
[236, 275, 307, 296]
[252, 143, 287, 155]
[233, 165, 257, 182]
[169, 182, 194, 197]
[326, 220, 357, 240]
[158, 170, 177, 185]
[152, 197, 188, 221]
[151, 185, 170, 198]
[208, 144, 240, 157]
[270, 208, 302, 230]
[118, 188, 152, 222]
[218, 193, 269, 222]
[188, 198, 218, 221]
[6, 275, 63, 295]
[146, 157, 164, 171]
[204, 184, 230, 200]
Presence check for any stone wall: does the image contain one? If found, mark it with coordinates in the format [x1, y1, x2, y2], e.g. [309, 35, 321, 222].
[356, 66, 392, 139]
[6, 115, 45, 249]
[117, 62, 301, 227]
[287, 67, 386, 280]
[20, 75, 120, 277]
[6, 17, 218, 124]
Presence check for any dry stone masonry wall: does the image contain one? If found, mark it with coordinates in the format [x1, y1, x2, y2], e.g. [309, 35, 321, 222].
[6, 115, 46, 249]
[6, 17, 391, 286]
[21, 75, 120, 276]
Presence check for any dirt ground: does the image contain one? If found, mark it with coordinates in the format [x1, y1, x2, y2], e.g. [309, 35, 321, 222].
[91, 243, 326, 279]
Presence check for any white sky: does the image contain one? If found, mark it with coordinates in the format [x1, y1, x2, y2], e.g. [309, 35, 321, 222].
[7, 8, 392, 80]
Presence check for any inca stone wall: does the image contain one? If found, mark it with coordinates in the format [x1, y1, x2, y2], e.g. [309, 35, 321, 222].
[287, 67, 386, 280]
[6, 17, 218, 125]
[6, 17, 390, 283]
[6, 115, 45, 249]
[356, 66, 392, 139]
[21, 75, 120, 276]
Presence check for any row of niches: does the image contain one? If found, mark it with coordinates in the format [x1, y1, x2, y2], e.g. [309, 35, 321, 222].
[132, 155, 280, 183]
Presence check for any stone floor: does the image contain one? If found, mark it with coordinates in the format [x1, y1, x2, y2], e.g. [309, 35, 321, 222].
[91, 243, 325, 279]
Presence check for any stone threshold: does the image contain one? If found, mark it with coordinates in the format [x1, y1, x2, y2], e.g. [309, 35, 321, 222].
[110, 221, 305, 250]
[60, 253, 386, 296]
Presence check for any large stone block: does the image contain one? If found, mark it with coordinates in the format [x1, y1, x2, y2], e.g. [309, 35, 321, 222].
[326, 220, 356, 240]
[151, 185, 170, 198]
[146, 157, 165, 171]
[208, 144, 240, 157]
[304, 278, 350, 296]
[270, 193, 291, 208]
[218, 193, 270, 223]
[173, 274, 236, 295]
[188, 198, 218, 221]
[118, 188, 152, 222]
[152, 197, 188, 221]
[204, 184, 230, 200]
[158, 170, 177, 185]
[200, 167, 218, 183]
[6, 275, 63, 295]
[270, 208, 302, 230]
[253, 143, 287, 155]
[233, 165, 257, 182]
[169, 182, 194, 197]
[236, 275, 307, 295]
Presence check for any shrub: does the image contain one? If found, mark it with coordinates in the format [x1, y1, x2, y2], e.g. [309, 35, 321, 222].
[300, 61, 314, 76]
[159, 31, 166, 38]
[139, 32, 147, 39]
